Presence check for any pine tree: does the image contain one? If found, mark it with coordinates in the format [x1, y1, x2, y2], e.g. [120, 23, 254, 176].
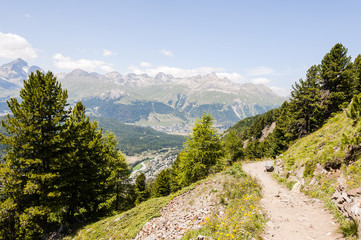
[289, 65, 324, 136]
[177, 114, 224, 186]
[342, 94, 361, 164]
[60, 102, 129, 222]
[135, 173, 148, 204]
[354, 55, 361, 95]
[320, 43, 355, 114]
[224, 129, 243, 163]
[0, 71, 69, 239]
[154, 169, 171, 197]
[0, 72, 130, 238]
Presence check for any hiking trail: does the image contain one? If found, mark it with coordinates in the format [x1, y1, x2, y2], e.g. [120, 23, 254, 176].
[243, 161, 344, 240]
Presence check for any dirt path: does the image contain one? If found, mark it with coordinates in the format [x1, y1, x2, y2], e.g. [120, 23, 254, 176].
[243, 161, 344, 240]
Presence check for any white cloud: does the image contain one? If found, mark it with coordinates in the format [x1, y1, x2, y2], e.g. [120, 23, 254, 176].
[161, 49, 173, 57]
[128, 62, 248, 83]
[103, 49, 115, 56]
[129, 64, 223, 78]
[246, 66, 274, 76]
[140, 62, 152, 67]
[25, 14, 31, 18]
[53, 53, 114, 72]
[251, 77, 271, 85]
[0, 32, 37, 60]
[216, 72, 247, 83]
[270, 86, 290, 97]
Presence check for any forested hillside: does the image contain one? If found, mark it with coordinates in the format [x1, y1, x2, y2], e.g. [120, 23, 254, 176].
[0, 71, 228, 239]
[231, 43, 361, 159]
[0, 115, 184, 157]
[93, 117, 184, 155]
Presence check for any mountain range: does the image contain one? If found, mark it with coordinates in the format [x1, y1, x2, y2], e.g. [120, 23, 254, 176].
[0, 59, 285, 129]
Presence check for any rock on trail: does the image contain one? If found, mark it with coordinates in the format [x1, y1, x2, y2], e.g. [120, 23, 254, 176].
[243, 161, 344, 240]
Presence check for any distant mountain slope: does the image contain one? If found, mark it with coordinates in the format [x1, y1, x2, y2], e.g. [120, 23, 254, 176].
[94, 117, 185, 155]
[0, 58, 41, 90]
[0, 115, 184, 157]
[57, 69, 284, 128]
[0, 59, 285, 128]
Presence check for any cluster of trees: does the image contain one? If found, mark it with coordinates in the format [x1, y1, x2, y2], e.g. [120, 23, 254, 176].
[5, 42, 358, 239]
[0, 72, 132, 239]
[233, 43, 361, 158]
[0, 71, 237, 239]
[133, 114, 236, 203]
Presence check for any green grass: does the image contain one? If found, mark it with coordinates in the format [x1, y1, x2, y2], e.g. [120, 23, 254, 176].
[64, 162, 266, 240]
[63, 184, 197, 240]
[272, 173, 297, 190]
[340, 220, 359, 239]
[282, 112, 354, 171]
[132, 162, 143, 171]
[271, 110, 361, 238]
[181, 162, 266, 240]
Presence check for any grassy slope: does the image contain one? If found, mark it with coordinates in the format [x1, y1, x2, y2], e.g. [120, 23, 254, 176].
[282, 111, 354, 170]
[276, 110, 361, 238]
[63, 162, 265, 240]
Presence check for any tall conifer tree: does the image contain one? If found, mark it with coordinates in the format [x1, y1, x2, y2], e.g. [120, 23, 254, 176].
[0, 71, 69, 239]
[177, 114, 223, 186]
[289, 65, 324, 136]
[320, 43, 354, 114]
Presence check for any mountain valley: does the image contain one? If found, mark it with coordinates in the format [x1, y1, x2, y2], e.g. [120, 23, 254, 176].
[0, 59, 284, 131]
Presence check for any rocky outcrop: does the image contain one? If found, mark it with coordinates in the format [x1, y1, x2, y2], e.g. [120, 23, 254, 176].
[134, 176, 225, 240]
[332, 185, 361, 227]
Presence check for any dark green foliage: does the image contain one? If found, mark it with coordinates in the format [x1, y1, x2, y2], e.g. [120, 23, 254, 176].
[289, 65, 325, 137]
[231, 108, 280, 141]
[0, 115, 185, 157]
[83, 98, 185, 123]
[176, 114, 224, 186]
[153, 169, 171, 197]
[169, 154, 182, 192]
[0, 71, 69, 239]
[93, 117, 185, 156]
[354, 55, 361, 95]
[320, 43, 355, 115]
[244, 140, 261, 159]
[340, 220, 359, 238]
[151, 114, 225, 197]
[231, 114, 261, 137]
[303, 160, 316, 178]
[342, 94, 361, 164]
[346, 93, 361, 122]
[60, 102, 130, 222]
[135, 173, 148, 204]
[0, 71, 130, 239]
[223, 129, 244, 163]
[231, 43, 360, 160]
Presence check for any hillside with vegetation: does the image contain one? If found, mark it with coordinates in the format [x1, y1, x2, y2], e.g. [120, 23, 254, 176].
[0, 69, 239, 239]
[231, 43, 361, 160]
[93, 117, 185, 156]
[0, 115, 184, 159]
[2, 43, 361, 239]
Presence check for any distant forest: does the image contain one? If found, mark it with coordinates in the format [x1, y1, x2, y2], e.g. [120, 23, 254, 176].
[92, 117, 185, 155]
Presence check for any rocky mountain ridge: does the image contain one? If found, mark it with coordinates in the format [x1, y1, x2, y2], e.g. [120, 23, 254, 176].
[0, 58, 41, 90]
[0, 59, 285, 128]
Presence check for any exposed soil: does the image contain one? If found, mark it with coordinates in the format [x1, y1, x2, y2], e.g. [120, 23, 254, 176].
[134, 175, 228, 240]
[243, 161, 344, 240]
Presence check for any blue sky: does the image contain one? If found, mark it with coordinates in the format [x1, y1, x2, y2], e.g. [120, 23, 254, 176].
[1, 0, 361, 96]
